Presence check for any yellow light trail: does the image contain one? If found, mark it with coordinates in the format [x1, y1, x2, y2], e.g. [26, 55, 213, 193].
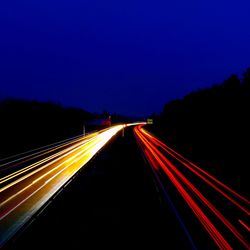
[0, 124, 127, 247]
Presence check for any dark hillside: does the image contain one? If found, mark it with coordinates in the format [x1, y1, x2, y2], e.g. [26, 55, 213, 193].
[149, 68, 250, 197]
[0, 99, 94, 159]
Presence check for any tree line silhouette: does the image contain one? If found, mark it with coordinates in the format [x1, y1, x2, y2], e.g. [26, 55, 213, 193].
[0, 99, 135, 159]
[150, 68, 250, 195]
[0, 99, 95, 159]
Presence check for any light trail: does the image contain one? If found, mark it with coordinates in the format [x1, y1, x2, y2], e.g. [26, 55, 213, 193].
[134, 125, 249, 249]
[143, 148, 199, 250]
[0, 134, 84, 166]
[0, 137, 96, 191]
[0, 133, 97, 171]
[239, 219, 250, 232]
[0, 124, 126, 247]
[147, 133, 250, 207]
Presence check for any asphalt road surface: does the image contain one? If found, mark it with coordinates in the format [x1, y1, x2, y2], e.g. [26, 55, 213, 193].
[2, 126, 192, 250]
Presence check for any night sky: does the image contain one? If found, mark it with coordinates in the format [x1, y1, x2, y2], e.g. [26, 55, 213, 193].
[0, 1, 249, 116]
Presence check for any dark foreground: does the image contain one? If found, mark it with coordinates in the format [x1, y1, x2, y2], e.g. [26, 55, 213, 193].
[3, 127, 191, 250]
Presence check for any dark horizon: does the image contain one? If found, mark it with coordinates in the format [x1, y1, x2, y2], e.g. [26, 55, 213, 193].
[0, 66, 248, 119]
[1, 1, 250, 116]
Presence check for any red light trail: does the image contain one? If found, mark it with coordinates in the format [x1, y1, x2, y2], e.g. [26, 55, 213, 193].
[134, 125, 249, 249]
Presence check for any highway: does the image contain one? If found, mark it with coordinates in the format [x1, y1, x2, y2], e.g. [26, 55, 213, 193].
[1, 122, 249, 249]
[0, 124, 125, 247]
[134, 125, 249, 249]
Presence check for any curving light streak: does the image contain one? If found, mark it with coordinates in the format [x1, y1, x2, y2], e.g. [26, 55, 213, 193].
[146, 132, 250, 208]
[0, 134, 83, 164]
[0, 124, 125, 247]
[0, 137, 97, 192]
[0, 137, 95, 185]
[0, 133, 93, 169]
[134, 125, 249, 249]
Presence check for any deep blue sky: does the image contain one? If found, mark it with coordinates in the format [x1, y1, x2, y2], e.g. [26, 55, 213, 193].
[0, 1, 250, 116]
